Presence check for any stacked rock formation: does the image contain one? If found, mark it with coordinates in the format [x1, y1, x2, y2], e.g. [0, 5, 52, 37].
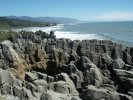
[0, 31, 133, 100]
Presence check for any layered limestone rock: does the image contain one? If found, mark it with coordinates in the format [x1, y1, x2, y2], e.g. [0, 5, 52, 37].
[1, 40, 28, 80]
[0, 31, 133, 100]
[81, 85, 132, 100]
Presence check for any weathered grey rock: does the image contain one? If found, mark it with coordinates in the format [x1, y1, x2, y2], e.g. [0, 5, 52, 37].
[45, 38, 56, 53]
[56, 39, 68, 50]
[56, 73, 79, 96]
[71, 96, 81, 100]
[0, 95, 20, 100]
[83, 64, 103, 87]
[36, 72, 47, 80]
[14, 78, 23, 87]
[85, 51, 100, 66]
[21, 87, 34, 100]
[1, 83, 13, 95]
[40, 91, 52, 100]
[60, 64, 83, 89]
[123, 50, 133, 65]
[76, 56, 92, 71]
[101, 53, 113, 65]
[69, 50, 79, 62]
[47, 76, 55, 83]
[33, 79, 47, 92]
[25, 41, 47, 71]
[114, 69, 133, 94]
[25, 72, 38, 82]
[0, 69, 15, 86]
[33, 79, 47, 86]
[13, 85, 22, 99]
[1, 40, 28, 80]
[112, 59, 125, 69]
[1, 31, 133, 100]
[76, 45, 86, 56]
[111, 48, 121, 59]
[26, 82, 37, 92]
[40, 90, 80, 100]
[69, 40, 79, 50]
[49, 81, 70, 94]
[81, 85, 132, 100]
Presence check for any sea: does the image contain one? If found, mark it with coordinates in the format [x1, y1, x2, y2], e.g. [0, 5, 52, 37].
[15, 21, 133, 47]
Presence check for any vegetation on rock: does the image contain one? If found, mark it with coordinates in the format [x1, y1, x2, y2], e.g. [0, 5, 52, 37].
[0, 17, 56, 30]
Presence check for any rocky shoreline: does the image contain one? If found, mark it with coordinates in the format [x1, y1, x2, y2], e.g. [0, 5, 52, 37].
[0, 30, 133, 100]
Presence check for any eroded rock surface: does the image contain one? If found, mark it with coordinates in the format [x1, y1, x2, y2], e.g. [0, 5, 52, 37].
[0, 31, 133, 100]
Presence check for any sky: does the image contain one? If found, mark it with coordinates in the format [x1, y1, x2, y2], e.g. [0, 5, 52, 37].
[0, 0, 133, 21]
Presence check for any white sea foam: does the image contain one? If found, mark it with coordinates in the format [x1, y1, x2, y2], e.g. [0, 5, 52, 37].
[15, 24, 64, 33]
[15, 24, 105, 40]
[54, 31, 105, 40]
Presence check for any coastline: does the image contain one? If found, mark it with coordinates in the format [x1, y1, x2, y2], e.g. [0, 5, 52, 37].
[0, 30, 133, 99]
[12, 21, 133, 47]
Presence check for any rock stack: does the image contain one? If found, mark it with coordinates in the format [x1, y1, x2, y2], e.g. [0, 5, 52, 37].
[0, 31, 133, 100]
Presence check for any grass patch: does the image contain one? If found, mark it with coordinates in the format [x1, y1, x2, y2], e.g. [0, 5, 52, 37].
[0, 30, 17, 42]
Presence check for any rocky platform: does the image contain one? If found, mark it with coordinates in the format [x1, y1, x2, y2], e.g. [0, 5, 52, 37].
[0, 30, 133, 100]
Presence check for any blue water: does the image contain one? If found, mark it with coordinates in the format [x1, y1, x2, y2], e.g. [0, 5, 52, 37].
[16, 21, 133, 47]
[58, 21, 133, 47]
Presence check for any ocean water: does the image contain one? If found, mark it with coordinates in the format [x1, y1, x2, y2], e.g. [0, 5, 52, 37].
[16, 21, 133, 47]
[58, 21, 133, 47]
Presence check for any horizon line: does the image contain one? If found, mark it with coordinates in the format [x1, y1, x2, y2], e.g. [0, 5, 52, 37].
[1, 15, 133, 22]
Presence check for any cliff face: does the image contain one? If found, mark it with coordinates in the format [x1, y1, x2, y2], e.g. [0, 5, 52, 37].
[0, 31, 133, 100]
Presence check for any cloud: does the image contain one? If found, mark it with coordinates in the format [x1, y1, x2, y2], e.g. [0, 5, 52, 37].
[95, 12, 133, 21]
